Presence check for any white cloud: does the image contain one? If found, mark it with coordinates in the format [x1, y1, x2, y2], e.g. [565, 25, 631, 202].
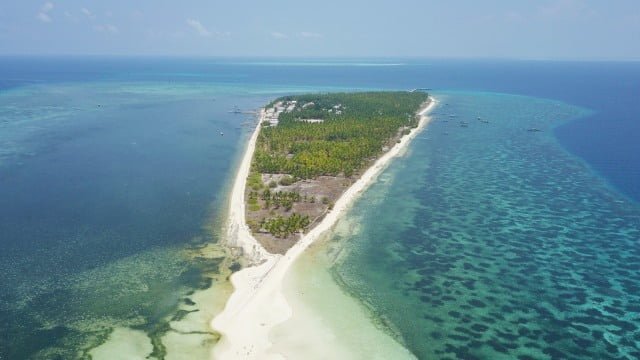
[37, 2, 54, 23]
[271, 31, 288, 39]
[37, 12, 52, 23]
[186, 19, 212, 37]
[94, 24, 118, 34]
[81, 8, 95, 19]
[299, 31, 323, 39]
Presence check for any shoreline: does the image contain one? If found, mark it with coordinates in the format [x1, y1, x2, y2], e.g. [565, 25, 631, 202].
[211, 96, 437, 359]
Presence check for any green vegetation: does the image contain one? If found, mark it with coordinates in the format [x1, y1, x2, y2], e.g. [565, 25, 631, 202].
[278, 175, 294, 186]
[248, 91, 428, 240]
[253, 91, 428, 179]
[247, 197, 260, 211]
[247, 172, 263, 191]
[261, 213, 310, 238]
[248, 189, 305, 212]
[261, 189, 302, 211]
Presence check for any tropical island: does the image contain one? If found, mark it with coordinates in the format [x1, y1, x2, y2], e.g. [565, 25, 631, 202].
[212, 91, 435, 358]
[244, 91, 430, 253]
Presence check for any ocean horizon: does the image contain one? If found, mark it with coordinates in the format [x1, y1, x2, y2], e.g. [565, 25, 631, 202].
[1, 57, 639, 359]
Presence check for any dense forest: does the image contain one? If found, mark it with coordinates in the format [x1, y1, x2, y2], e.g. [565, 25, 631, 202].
[253, 91, 429, 179]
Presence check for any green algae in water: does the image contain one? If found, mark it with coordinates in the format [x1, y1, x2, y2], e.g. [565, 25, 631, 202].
[329, 92, 640, 359]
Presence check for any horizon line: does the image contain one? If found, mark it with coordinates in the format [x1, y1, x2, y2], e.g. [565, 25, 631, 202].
[1, 54, 639, 63]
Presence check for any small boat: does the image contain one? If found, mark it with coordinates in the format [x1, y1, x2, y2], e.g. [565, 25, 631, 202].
[220, 131, 224, 136]
[459, 121, 469, 128]
[527, 128, 542, 132]
[229, 106, 242, 114]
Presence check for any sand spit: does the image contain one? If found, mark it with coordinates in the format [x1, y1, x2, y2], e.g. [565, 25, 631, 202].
[212, 98, 437, 359]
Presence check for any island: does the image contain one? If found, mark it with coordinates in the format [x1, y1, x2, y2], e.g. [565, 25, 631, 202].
[244, 91, 431, 253]
[212, 91, 435, 359]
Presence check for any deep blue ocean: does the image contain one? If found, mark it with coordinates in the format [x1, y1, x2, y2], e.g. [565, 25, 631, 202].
[0, 57, 639, 359]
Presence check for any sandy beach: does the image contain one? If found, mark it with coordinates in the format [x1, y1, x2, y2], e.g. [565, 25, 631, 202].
[211, 97, 437, 359]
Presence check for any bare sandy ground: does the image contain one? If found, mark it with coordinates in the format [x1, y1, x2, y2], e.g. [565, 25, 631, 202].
[211, 98, 437, 359]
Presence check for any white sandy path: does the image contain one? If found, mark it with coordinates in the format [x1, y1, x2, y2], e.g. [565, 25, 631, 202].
[211, 97, 437, 360]
[223, 108, 273, 265]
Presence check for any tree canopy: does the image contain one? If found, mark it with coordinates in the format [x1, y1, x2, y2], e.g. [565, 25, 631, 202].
[253, 91, 428, 179]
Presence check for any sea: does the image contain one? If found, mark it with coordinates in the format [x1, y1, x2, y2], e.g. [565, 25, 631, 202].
[0, 57, 639, 359]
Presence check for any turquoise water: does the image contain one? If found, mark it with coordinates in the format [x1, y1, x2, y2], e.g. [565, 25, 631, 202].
[1, 58, 639, 359]
[330, 92, 640, 359]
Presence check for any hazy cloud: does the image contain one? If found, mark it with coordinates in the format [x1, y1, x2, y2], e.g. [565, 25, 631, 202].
[271, 31, 288, 39]
[37, 2, 54, 23]
[186, 19, 212, 37]
[94, 24, 119, 34]
[81, 8, 95, 19]
[37, 13, 52, 23]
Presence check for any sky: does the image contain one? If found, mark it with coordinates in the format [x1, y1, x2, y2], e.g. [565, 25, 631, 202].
[0, 0, 639, 60]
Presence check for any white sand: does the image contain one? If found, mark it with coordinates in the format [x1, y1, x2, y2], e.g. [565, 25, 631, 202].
[271, 244, 416, 360]
[211, 98, 437, 359]
[222, 108, 274, 264]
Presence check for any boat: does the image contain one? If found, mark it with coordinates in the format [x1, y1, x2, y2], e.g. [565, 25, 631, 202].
[527, 128, 542, 132]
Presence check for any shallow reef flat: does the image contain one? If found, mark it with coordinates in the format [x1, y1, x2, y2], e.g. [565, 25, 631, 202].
[329, 92, 640, 359]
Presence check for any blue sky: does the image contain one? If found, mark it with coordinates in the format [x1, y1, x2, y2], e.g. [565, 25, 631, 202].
[0, 0, 639, 59]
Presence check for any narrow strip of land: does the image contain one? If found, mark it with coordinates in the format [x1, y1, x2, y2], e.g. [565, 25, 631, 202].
[212, 93, 436, 359]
